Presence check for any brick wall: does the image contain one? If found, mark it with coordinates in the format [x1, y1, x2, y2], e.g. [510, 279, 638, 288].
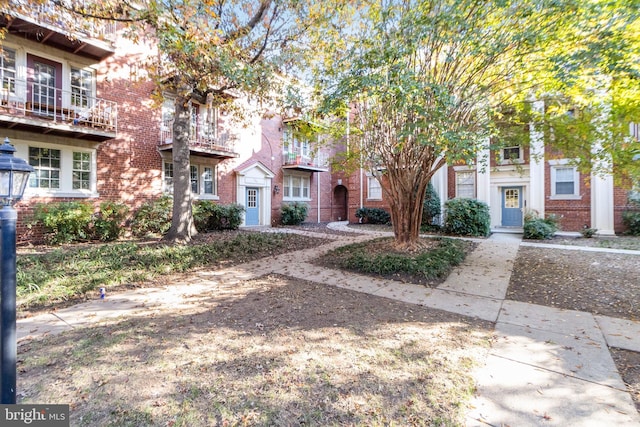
[13, 32, 164, 243]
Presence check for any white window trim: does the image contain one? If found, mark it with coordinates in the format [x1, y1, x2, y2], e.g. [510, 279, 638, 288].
[549, 159, 581, 200]
[454, 167, 476, 199]
[18, 141, 98, 199]
[499, 145, 525, 165]
[367, 174, 382, 200]
[282, 170, 311, 202]
[163, 161, 220, 200]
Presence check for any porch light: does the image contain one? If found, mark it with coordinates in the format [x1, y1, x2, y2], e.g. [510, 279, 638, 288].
[0, 137, 33, 404]
[0, 138, 33, 206]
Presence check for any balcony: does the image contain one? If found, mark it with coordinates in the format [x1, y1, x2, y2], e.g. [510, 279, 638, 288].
[0, 1, 116, 60]
[0, 77, 117, 142]
[282, 148, 328, 172]
[159, 120, 239, 160]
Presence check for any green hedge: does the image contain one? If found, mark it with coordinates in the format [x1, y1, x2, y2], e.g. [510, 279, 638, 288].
[523, 213, 559, 240]
[355, 207, 391, 225]
[193, 201, 245, 231]
[130, 195, 173, 237]
[443, 198, 490, 237]
[281, 202, 308, 225]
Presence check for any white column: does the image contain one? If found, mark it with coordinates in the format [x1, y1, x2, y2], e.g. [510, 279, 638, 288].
[431, 165, 447, 225]
[591, 171, 615, 235]
[529, 100, 545, 216]
[476, 140, 490, 205]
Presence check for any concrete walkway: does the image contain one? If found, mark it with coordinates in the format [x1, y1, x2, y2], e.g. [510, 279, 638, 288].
[17, 222, 640, 425]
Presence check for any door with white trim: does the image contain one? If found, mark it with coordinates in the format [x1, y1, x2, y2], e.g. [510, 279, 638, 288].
[502, 186, 523, 226]
[245, 187, 260, 225]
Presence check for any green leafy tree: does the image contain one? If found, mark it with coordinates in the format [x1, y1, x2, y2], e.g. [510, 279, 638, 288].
[314, 0, 639, 249]
[45, 0, 329, 243]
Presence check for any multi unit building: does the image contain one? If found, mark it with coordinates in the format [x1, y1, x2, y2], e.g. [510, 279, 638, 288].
[1, 3, 636, 241]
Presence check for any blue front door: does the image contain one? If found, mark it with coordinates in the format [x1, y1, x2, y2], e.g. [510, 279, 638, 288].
[245, 188, 260, 225]
[502, 187, 523, 226]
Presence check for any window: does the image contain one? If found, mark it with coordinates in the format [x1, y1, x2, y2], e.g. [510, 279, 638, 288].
[190, 165, 199, 193]
[29, 147, 61, 189]
[550, 160, 580, 199]
[455, 171, 475, 198]
[164, 162, 173, 192]
[283, 125, 310, 157]
[70, 68, 93, 108]
[72, 152, 91, 190]
[283, 172, 310, 200]
[164, 162, 217, 197]
[22, 144, 95, 196]
[0, 48, 16, 97]
[501, 146, 523, 164]
[368, 176, 382, 200]
[203, 166, 215, 194]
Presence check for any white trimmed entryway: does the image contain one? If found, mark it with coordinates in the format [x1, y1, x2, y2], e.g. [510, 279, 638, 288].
[236, 162, 275, 227]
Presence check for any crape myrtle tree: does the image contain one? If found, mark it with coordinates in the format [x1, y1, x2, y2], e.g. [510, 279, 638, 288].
[46, 0, 328, 243]
[312, 0, 639, 250]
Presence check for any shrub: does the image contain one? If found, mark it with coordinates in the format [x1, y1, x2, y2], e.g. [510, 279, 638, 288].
[443, 198, 490, 237]
[623, 194, 640, 236]
[355, 207, 391, 225]
[623, 211, 640, 235]
[93, 201, 129, 242]
[523, 213, 559, 240]
[422, 182, 441, 225]
[193, 201, 245, 231]
[32, 201, 93, 244]
[320, 237, 470, 281]
[281, 202, 308, 225]
[130, 195, 173, 237]
[580, 226, 598, 238]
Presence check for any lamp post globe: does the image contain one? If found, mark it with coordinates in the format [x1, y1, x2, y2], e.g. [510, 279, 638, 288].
[0, 137, 33, 404]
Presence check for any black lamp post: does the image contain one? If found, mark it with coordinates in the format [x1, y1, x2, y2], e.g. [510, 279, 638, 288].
[0, 137, 33, 404]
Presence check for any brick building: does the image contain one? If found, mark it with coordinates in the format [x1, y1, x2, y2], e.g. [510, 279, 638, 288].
[0, 4, 340, 241]
[2, 4, 634, 239]
[342, 110, 637, 235]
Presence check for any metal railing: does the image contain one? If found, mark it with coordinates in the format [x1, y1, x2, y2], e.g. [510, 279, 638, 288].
[282, 147, 327, 168]
[7, 0, 117, 42]
[0, 77, 118, 132]
[160, 120, 236, 153]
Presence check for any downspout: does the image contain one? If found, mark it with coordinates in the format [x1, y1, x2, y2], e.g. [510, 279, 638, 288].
[317, 172, 321, 222]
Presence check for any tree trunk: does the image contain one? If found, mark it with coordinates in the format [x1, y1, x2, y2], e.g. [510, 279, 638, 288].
[387, 175, 429, 250]
[164, 94, 198, 244]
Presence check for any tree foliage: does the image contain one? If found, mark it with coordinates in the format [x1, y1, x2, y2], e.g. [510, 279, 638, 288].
[48, 0, 327, 242]
[312, 0, 639, 249]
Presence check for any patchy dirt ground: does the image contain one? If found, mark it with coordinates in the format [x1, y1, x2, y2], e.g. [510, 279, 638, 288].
[18, 275, 492, 426]
[508, 246, 640, 320]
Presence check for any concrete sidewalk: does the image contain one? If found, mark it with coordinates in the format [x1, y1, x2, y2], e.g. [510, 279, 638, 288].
[17, 222, 640, 425]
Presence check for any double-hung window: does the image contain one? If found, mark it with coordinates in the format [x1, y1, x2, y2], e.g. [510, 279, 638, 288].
[283, 172, 310, 200]
[164, 162, 217, 198]
[455, 170, 476, 198]
[550, 160, 580, 199]
[0, 48, 16, 98]
[367, 175, 382, 200]
[70, 68, 93, 109]
[29, 147, 60, 189]
[72, 152, 91, 190]
[24, 145, 95, 195]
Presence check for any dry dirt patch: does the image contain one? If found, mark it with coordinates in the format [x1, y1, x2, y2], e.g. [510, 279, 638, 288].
[18, 274, 492, 426]
[508, 246, 640, 320]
